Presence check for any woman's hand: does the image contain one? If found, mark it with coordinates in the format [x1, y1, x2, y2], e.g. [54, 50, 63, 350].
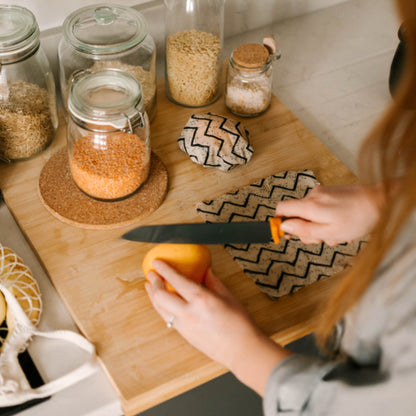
[275, 184, 383, 246]
[145, 260, 291, 395]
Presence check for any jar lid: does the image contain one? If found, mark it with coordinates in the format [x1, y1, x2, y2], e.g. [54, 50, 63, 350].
[232, 43, 270, 69]
[68, 69, 143, 130]
[63, 3, 148, 55]
[0, 5, 40, 64]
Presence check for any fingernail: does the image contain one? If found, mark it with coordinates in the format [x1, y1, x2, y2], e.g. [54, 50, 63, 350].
[152, 259, 164, 270]
[280, 222, 294, 234]
[147, 270, 157, 283]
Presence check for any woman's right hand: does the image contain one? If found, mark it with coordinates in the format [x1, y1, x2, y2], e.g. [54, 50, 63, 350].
[275, 184, 383, 246]
[145, 261, 292, 395]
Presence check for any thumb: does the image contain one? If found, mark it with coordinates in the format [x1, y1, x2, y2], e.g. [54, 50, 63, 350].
[281, 218, 325, 244]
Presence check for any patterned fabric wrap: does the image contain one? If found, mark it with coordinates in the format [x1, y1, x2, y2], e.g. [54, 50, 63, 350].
[178, 112, 254, 172]
[196, 170, 366, 299]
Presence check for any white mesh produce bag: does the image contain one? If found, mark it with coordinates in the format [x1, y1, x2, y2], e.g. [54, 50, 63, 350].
[0, 243, 97, 407]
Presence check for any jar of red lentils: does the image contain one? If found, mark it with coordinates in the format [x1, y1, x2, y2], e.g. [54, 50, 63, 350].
[67, 68, 150, 201]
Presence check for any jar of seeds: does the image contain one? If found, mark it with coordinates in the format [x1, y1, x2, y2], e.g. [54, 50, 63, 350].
[67, 69, 150, 201]
[0, 5, 58, 161]
[58, 4, 157, 122]
[225, 37, 280, 117]
[164, 0, 224, 107]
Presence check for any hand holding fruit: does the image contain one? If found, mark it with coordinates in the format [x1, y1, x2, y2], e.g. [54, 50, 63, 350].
[143, 243, 291, 396]
[142, 243, 212, 292]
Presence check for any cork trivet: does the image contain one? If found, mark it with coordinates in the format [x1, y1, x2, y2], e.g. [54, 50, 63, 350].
[232, 43, 270, 68]
[38, 148, 168, 229]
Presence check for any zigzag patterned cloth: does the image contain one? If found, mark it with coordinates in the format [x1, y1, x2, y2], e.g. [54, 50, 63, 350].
[178, 113, 254, 172]
[196, 170, 366, 299]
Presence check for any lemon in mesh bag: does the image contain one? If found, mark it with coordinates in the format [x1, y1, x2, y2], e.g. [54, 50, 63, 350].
[0, 244, 41, 350]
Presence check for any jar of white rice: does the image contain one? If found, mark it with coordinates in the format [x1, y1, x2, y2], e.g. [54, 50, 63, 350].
[164, 0, 224, 107]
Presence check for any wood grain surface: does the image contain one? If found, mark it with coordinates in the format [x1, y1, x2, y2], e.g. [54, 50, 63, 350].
[0, 82, 357, 415]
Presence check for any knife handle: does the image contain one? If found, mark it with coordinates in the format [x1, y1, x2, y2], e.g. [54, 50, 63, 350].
[269, 217, 285, 244]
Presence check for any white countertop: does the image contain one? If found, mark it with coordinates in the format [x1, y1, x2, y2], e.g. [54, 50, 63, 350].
[0, 0, 399, 414]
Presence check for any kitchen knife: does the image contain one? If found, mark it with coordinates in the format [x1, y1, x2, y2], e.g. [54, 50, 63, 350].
[122, 217, 285, 244]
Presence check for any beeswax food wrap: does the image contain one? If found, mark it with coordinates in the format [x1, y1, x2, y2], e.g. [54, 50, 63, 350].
[178, 113, 253, 172]
[197, 170, 366, 299]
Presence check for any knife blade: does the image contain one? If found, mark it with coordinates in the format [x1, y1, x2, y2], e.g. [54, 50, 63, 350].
[122, 217, 284, 244]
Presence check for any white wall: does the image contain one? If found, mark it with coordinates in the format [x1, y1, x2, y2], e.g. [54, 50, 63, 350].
[5, 0, 153, 30]
[5, 0, 349, 34]
[224, 0, 350, 38]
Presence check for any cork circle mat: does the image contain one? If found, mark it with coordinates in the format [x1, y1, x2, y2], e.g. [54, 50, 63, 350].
[38, 148, 168, 229]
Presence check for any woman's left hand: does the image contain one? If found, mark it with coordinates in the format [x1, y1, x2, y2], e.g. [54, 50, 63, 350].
[145, 260, 292, 395]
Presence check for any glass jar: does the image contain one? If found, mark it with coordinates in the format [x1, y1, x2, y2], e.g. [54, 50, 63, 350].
[67, 69, 150, 201]
[0, 5, 58, 161]
[58, 3, 156, 121]
[164, 0, 224, 107]
[225, 40, 280, 117]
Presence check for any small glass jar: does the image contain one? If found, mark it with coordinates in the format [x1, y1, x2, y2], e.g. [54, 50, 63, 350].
[225, 41, 280, 117]
[67, 69, 150, 201]
[0, 5, 58, 161]
[164, 0, 224, 107]
[58, 4, 156, 121]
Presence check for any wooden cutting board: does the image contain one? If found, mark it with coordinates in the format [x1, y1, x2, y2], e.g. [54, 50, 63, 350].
[0, 82, 357, 415]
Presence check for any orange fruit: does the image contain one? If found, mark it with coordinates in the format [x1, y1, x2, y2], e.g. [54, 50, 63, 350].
[142, 244, 211, 292]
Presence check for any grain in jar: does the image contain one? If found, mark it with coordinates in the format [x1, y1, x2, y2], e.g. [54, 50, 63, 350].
[58, 4, 157, 121]
[67, 69, 150, 201]
[225, 37, 280, 117]
[164, 0, 224, 107]
[70, 132, 149, 200]
[89, 60, 156, 120]
[0, 5, 57, 161]
[166, 29, 221, 107]
[0, 81, 55, 160]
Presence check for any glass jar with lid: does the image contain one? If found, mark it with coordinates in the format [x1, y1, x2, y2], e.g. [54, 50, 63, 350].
[58, 3, 156, 121]
[67, 68, 150, 201]
[225, 38, 280, 117]
[0, 5, 58, 162]
[164, 0, 224, 107]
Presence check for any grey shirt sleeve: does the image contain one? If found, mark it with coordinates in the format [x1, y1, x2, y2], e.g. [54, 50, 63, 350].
[263, 354, 336, 414]
[263, 352, 416, 416]
[263, 218, 416, 416]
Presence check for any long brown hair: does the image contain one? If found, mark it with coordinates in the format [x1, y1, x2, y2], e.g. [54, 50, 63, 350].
[316, 0, 416, 349]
